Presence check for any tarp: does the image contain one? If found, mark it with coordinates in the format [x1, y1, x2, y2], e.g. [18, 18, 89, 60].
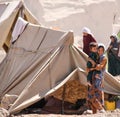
[0, 0, 39, 50]
[0, 18, 119, 114]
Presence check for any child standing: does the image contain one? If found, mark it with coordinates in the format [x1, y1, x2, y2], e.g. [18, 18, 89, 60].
[86, 42, 100, 86]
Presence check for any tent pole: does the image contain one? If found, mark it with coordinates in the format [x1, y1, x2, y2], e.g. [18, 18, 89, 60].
[61, 84, 66, 114]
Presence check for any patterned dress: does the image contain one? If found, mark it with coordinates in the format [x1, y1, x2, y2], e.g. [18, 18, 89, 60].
[87, 55, 107, 114]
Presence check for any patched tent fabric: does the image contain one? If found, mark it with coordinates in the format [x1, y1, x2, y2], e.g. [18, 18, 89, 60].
[0, 0, 39, 50]
[0, 18, 75, 113]
[0, 18, 119, 114]
[0, 1, 120, 113]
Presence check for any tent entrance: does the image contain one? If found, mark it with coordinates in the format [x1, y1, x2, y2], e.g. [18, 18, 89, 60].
[17, 79, 87, 115]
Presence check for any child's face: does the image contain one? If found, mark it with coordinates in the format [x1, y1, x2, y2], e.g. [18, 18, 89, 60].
[91, 46, 97, 52]
[98, 47, 104, 56]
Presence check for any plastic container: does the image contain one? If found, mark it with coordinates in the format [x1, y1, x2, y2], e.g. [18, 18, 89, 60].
[105, 101, 115, 110]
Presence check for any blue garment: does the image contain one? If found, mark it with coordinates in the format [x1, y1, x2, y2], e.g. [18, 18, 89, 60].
[94, 55, 105, 90]
[88, 54, 106, 111]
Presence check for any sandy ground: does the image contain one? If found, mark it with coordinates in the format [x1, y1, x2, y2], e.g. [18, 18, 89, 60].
[15, 114, 120, 117]
[14, 110, 120, 117]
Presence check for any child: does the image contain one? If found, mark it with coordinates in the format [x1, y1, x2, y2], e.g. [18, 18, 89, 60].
[86, 42, 99, 86]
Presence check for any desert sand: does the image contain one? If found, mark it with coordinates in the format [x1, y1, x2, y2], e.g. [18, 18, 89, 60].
[14, 109, 120, 117]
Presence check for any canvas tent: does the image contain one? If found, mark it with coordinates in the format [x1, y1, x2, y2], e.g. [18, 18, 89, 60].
[0, 0, 39, 51]
[0, 17, 119, 114]
[0, 0, 120, 115]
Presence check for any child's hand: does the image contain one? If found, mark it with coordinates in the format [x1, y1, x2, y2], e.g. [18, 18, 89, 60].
[88, 58, 96, 67]
[95, 64, 101, 70]
[86, 68, 95, 73]
[86, 68, 90, 73]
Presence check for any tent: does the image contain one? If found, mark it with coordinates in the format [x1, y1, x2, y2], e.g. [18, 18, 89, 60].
[0, 17, 119, 114]
[0, 0, 39, 51]
[0, 0, 119, 115]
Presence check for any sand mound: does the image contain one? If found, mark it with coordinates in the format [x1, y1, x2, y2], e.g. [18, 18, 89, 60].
[24, 0, 120, 47]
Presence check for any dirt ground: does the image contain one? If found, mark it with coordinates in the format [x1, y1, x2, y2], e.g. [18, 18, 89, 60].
[14, 113, 120, 117]
[14, 109, 120, 117]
